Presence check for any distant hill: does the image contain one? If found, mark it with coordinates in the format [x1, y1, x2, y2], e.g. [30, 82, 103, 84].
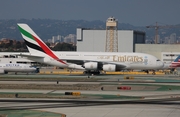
[0, 19, 180, 42]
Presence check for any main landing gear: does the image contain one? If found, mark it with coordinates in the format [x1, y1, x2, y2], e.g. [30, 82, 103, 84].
[144, 70, 149, 74]
[152, 70, 156, 75]
[83, 70, 101, 78]
[144, 70, 156, 75]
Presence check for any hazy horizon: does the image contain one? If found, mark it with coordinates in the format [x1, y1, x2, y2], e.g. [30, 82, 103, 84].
[0, 0, 180, 26]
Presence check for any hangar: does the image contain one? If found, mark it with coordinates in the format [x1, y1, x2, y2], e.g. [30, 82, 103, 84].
[77, 17, 145, 52]
[76, 28, 145, 52]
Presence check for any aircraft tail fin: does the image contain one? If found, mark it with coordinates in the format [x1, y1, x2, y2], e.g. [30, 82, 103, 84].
[17, 23, 66, 65]
[17, 23, 51, 56]
[174, 55, 180, 62]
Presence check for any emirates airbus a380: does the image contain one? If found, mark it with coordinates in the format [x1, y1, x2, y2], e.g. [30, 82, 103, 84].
[17, 23, 164, 76]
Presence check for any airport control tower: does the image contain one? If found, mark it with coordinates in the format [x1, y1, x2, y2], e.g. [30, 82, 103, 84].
[105, 17, 118, 52]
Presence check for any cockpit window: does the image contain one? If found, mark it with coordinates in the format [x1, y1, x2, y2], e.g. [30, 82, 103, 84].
[156, 59, 160, 61]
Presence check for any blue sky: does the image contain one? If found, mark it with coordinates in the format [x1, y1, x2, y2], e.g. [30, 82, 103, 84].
[0, 0, 180, 26]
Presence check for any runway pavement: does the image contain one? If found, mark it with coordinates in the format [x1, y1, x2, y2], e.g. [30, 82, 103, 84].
[0, 74, 180, 117]
[0, 97, 180, 117]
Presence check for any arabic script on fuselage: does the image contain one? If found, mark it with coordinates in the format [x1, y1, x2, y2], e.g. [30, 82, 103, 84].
[97, 55, 143, 62]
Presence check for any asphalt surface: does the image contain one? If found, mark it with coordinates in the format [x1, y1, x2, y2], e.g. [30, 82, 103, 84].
[0, 74, 180, 117]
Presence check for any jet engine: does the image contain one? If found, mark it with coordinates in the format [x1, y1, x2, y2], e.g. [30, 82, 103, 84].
[103, 64, 116, 72]
[83, 62, 98, 70]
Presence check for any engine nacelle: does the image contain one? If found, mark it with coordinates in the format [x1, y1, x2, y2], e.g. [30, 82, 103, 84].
[103, 64, 116, 72]
[83, 62, 98, 70]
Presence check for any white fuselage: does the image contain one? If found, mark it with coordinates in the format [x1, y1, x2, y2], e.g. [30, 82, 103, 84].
[0, 63, 37, 74]
[29, 51, 164, 71]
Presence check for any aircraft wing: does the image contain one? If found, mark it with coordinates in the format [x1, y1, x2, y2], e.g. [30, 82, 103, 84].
[65, 59, 128, 69]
